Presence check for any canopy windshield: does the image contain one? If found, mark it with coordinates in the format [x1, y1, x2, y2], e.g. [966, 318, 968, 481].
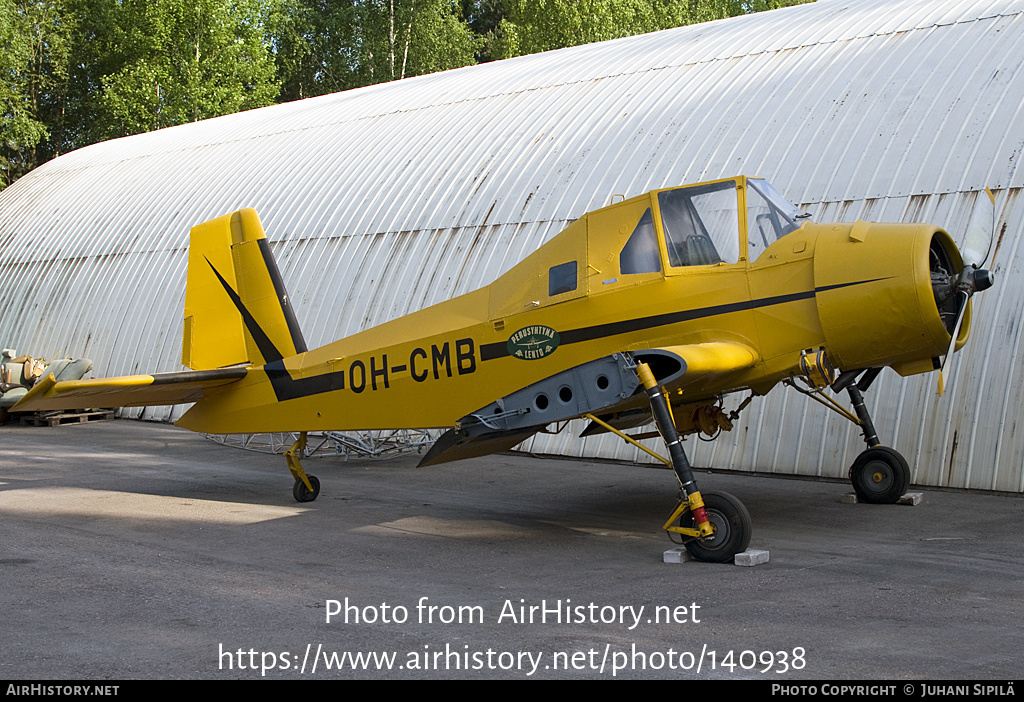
[747, 178, 806, 261]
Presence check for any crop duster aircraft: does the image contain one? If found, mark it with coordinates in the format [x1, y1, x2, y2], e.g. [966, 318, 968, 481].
[14, 175, 997, 562]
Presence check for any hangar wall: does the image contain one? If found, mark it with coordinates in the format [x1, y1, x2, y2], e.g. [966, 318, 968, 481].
[1, 0, 1022, 492]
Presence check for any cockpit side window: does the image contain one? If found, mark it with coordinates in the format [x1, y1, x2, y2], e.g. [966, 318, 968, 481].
[619, 208, 661, 274]
[658, 181, 739, 267]
[548, 261, 577, 296]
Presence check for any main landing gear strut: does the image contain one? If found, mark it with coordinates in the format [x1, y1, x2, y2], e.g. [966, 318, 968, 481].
[587, 361, 752, 563]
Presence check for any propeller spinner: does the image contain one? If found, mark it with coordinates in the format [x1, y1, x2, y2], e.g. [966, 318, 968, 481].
[936, 188, 997, 395]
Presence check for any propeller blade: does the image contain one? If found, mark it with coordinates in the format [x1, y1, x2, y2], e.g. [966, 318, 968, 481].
[937, 187, 997, 395]
[937, 290, 969, 396]
[961, 187, 996, 268]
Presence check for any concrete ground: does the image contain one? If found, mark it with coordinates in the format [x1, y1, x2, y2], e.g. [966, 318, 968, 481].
[0, 419, 1021, 680]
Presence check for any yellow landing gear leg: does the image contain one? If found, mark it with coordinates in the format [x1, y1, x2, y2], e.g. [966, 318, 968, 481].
[636, 362, 752, 563]
[285, 432, 320, 502]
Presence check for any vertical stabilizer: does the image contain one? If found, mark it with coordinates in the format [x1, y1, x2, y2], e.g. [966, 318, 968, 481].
[182, 209, 306, 370]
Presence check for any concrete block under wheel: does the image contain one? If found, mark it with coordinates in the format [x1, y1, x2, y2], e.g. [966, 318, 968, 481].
[664, 547, 769, 566]
[663, 546, 692, 563]
[842, 491, 923, 505]
[734, 549, 770, 566]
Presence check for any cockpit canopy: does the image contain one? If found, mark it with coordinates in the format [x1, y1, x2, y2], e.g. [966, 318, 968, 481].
[619, 176, 806, 275]
[492, 176, 808, 320]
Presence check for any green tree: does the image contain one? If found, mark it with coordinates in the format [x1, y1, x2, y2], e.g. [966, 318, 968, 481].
[0, 0, 74, 187]
[0, 0, 813, 192]
[89, 0, 280, 140]
[278, 0, 480, 99]
[403, 0, 481, 78]
[267, 0, 319, 100]
[488, 0, 811, 59]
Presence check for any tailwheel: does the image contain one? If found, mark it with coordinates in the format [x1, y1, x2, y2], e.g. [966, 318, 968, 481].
[680, 491, 752, 563]
[293, 475, 320, 502]
[849, 446, 909, 504]
[285, 432, 320, 502]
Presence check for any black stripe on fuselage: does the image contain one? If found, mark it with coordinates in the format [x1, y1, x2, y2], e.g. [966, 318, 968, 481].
[479, 279, 883, 361]
[205, 256, 336, 400]
[256, 277, 884, 403]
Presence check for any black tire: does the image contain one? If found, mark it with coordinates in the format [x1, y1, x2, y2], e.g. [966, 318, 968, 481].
[849, 447, 909, 504]
[682, 491, 752, 563]
[293, 475, 320, 502]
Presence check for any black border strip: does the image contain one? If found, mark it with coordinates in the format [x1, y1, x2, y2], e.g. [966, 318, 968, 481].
[151, 367, 248, 385]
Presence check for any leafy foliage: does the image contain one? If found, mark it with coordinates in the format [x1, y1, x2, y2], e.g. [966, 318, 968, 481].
[0, 0, 74, 187]
[74, 0, 280, 141]
[0, 0, 813, 191]
[277, 0, 480, 99]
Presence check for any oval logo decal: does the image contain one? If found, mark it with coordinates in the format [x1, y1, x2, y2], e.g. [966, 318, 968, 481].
[507, 326, 560, 360]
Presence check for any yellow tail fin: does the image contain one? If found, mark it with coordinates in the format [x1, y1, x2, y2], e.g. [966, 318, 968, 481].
[182, 209, 306, 370]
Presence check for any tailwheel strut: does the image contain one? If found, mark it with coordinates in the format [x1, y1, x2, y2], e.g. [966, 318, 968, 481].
[285, 431, 320, 502]
[635, 362, 752, 563]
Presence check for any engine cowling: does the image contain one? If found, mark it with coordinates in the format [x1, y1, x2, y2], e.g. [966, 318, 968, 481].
[812, 221, 968, 376]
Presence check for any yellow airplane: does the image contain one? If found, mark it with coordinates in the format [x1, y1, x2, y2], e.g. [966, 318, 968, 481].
[13, 175, 997, 562]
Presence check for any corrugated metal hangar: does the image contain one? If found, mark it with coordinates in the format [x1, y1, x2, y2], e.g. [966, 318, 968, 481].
[1, 0, 1022, 492]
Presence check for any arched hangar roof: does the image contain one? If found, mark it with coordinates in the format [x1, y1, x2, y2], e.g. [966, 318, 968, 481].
[1, 0, 1022, 491]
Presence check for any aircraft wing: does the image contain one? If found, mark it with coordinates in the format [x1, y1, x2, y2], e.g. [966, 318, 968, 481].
[11, 367, 248, 413]
[420, 342, 759, 466]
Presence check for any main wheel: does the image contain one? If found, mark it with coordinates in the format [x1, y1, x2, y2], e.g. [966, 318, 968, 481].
[681, 491, 752, 563]
[293, 475, 320, 502]
[849, 447, 909, 504]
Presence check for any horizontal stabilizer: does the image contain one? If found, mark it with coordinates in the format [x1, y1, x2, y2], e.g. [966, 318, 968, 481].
[12, 367, 247, 413]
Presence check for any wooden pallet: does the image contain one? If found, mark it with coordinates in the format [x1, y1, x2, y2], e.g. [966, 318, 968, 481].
[21, 409, 115, 427]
